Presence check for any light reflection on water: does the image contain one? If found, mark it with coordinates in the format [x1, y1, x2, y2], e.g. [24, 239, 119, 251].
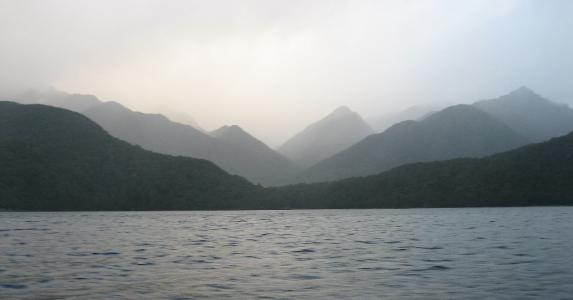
[1, 207, 573, 299]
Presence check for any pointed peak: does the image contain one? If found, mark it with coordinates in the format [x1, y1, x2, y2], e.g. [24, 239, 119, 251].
[332, 105, 352, 114]
[511, 86, 537, 96]
[212, 124, 247, 137]
[327, 106, 357, 119]
[312, 105, 372, 131]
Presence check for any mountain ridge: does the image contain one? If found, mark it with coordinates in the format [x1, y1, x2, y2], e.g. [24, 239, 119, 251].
[473, 86, 573, 142]
[2, 101, 573, 210]
[0, 101, 265, 210]
[274, 130, 573, 208]
[278, 106, 374, 168]
[10, 89, 298, 186]
[296, 104, 529, 183]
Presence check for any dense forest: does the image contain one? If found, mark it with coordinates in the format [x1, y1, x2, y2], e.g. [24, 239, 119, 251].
[1, 101, 573, 211]
[273, 131, 573, 208]
[0, 102, 266, 210]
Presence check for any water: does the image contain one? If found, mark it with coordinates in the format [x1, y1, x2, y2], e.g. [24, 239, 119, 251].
[1, 208, 573, 299]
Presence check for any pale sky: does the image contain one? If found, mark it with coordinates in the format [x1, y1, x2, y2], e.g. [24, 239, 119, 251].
[1, 0, 573, 146]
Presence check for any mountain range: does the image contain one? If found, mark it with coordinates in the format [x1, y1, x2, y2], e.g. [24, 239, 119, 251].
[9, 89, 298, 186]
[5, 86, 573, 188]
[0, 101, 264, 210]
[296, 104, 530, 183]
[2, 100, 573, 210]
[275, 130, 573, 209]
[473, 86, 573, 142]
[289, 87, 573, 183]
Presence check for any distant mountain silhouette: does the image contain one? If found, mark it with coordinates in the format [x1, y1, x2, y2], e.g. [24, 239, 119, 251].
[278, 106, 374, 168]
[297, 105, 529, 183]
[0, 101, 264, 210]
[474, 87, 573, 142]
[370, 105, 440, 132]
[2, 101, 573, 210]
[11, 90, 297, 186]
[83, 102, 298, 186]
[275, 130, 573, 208]
[83, 101, 217, 158]
[210, 125, 300, 185]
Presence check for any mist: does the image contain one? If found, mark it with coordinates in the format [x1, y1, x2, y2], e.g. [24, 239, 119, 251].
[1, 0, 573, 146]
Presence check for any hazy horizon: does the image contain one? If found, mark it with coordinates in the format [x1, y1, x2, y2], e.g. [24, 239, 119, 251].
[2, 0, 573, 146]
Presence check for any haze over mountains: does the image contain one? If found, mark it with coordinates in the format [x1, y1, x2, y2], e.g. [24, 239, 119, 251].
[474, 87, 573, 143]
[298, 104, 530, 183]
[2, 100, 573, 210]
[8, 89, 298, 186]
[4, 86, 573, 188]
[278, 106, 374, 168]
[290, 87, 573, 183]
[210, 125, 300, 185]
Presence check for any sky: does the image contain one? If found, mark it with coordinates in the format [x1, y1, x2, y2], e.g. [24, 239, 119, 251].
[1, 0, 573, 146]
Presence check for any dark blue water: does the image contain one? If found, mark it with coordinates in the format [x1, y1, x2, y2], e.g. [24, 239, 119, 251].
[1, 208, 573, 299]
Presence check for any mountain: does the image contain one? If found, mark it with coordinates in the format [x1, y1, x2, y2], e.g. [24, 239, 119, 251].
[297, 104, 529, 183]
[84, 102, 299, 186]
[2, 101, 572, 211]
[370, 105, 440, 132]
[474, 87, 573, 142]
[274, 130, 573, 209]
[0, 101, 265, 211]
[210, 125, 300, 185]
[278, 106, 374, 168]
[10, 89, 298, 186]
[83, 101, 217, 159]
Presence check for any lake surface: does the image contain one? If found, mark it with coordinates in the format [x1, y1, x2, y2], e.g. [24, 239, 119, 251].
[1, 208, 573, 299]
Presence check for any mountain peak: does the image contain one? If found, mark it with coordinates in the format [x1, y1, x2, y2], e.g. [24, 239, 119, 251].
[212, 124, 246, 137]
[473, 87, 573, 142]
[331, 105, 353, 116]
[511, 86, 538, 97]
[278, 105, 374, 168]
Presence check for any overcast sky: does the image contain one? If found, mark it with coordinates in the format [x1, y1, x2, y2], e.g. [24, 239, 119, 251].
[1, 0, 573, 146]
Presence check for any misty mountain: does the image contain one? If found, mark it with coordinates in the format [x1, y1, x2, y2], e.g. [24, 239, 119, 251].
[210, 125, 300, 185]
[83, 102, 299, 186]
[278, 106, 374, 168]
[11, 89, 298, 186]
[2, 101, 572, 211]
[297, 104, 529, 183]
[83, 101, 217, 158]
[276, 130, 573, 209]
[473, 86, 573, 143]
[370, 105, 440, 132]
[0, 101, 264, 210]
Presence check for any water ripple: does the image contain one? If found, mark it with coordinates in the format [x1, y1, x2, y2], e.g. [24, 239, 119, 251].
[1, 208, 573, 299]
